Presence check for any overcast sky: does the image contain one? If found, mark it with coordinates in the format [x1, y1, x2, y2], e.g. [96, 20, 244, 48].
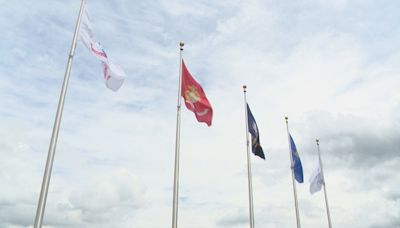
[1, 0, 400, 227]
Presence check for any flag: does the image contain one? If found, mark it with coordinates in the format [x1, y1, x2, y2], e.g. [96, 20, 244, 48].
[289, 134, 303, 183]
[181, 59, 213, 126]
[79, 4, 126, 91]
[247, 104, 265, 159]
[102, 61, 125, 92]
[309, 162, 324, 194]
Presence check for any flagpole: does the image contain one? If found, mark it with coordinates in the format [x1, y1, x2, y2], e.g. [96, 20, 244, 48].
[316, 139, 332, 228]
[171, 41, 184, 228]
[243, 85, 255, 228]
[33, 1, 85, 227]
[285, 117, 301, 228]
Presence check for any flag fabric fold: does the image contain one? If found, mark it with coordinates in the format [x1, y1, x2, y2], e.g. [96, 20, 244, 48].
[79, 5, 126, 91]
[181, 59, 213, 126]
[289, 134, 304, 183]
[247, 104, 265, 159]
[309, 162, 324, 194]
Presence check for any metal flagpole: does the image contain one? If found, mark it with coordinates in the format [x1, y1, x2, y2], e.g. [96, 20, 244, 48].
[171, 41, 184, 228]
[285, 117, 301, 228]
[316, 139, 333, 228]
[33, 1, 86, 227]
[243, 85, 255, 228]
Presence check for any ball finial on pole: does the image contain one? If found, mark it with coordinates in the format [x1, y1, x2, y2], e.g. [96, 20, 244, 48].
[316, 139, 320, 145]
[179, 41, 184, 50]
[243, 85, 247, 92]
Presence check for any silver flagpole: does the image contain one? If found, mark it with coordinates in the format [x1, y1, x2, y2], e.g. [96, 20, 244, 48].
[171, 41, 184, 228]
[33, 1, 85, 227]
[316, 139, 333, 228]
[285, 117, 301, 228]
[243, 85, 255, 228]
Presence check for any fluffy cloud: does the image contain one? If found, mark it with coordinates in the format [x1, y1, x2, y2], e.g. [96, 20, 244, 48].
[1, 0, 399, 227]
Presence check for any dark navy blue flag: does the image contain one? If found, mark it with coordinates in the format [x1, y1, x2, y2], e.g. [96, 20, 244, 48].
[247, 104, 265, 159]
[289, 134, 303, 183]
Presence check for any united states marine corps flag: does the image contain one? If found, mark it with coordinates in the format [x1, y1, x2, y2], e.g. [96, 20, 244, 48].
[181, 60, 213, 126]
[171, 42, 213, 228]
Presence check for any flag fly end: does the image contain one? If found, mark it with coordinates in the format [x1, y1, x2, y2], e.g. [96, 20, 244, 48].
[79, 3, 126, 91]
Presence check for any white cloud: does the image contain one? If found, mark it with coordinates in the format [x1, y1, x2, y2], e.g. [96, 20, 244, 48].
[1, 0, 399, 227]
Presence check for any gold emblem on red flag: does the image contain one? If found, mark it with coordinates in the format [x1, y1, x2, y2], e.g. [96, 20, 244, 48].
[184, 86, 209, 116]
[184, 86, 201, 104]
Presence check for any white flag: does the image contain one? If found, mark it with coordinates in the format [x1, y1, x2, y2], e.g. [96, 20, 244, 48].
[79, 4, 126, 91]
[309, 162, 324, 194]
[102, 61, 126, 91]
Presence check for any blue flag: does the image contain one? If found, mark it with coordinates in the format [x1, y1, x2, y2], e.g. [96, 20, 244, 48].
[290, 134, 303, 183]
[247, 104, 265, 159]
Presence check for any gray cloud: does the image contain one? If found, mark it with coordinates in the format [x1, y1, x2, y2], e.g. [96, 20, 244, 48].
[216, 208, 248, 227]
[1, 0, 400, 227]
[302, 112, 400, 168]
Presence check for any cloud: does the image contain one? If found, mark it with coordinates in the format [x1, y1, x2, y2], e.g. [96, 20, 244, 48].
[301, 111, 400, 167]
[1, 0, 400, 227]
[67, 169, 145, 226]
[216, 208, 249, 227]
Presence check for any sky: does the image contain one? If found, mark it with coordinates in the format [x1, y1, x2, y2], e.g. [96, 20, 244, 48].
[1, 0, 400, 227]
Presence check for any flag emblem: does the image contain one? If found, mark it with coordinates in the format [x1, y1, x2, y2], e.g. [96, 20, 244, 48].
[184, 86, 210, 116]
[184, 85, 201, 104]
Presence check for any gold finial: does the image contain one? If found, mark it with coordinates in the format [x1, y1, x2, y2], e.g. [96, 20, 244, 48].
[243, 85, 247, 92]
[179, 41, 184, 50]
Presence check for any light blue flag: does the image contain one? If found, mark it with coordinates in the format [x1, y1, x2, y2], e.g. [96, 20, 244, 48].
[290, 134, 304, 183]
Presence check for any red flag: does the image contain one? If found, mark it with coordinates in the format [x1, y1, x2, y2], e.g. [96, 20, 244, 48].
[181, 59, 213, 126]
